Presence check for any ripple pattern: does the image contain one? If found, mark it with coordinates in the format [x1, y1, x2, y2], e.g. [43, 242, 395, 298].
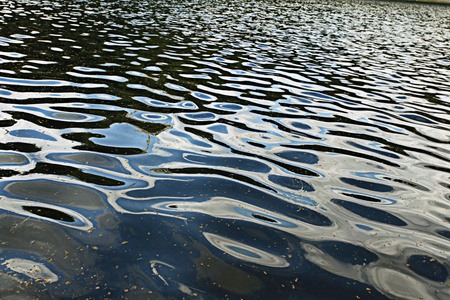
[0, 0, 449, 299]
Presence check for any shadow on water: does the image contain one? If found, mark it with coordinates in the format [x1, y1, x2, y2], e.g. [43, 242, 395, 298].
[0, 0, 449, 298]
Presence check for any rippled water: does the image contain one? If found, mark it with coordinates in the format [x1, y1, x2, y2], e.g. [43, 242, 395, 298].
[0, 0, 449, 298]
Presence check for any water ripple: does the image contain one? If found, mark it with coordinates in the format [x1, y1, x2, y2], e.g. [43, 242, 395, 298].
[0, 0, 449, 298]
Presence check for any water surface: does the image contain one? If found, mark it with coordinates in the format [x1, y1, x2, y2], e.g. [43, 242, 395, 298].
[0, 0, 449, 299]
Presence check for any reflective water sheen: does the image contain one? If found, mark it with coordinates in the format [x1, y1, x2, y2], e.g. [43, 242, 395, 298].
[0, 0, 449, 298]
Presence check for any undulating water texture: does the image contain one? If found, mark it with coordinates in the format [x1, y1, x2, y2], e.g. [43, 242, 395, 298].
[0, 0, 449, 298]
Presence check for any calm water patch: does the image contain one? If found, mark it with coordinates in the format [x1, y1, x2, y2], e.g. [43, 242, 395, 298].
[0, 0, 449, 298]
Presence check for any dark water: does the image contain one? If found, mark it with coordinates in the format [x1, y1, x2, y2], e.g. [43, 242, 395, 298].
[0, 0, 449, 298]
